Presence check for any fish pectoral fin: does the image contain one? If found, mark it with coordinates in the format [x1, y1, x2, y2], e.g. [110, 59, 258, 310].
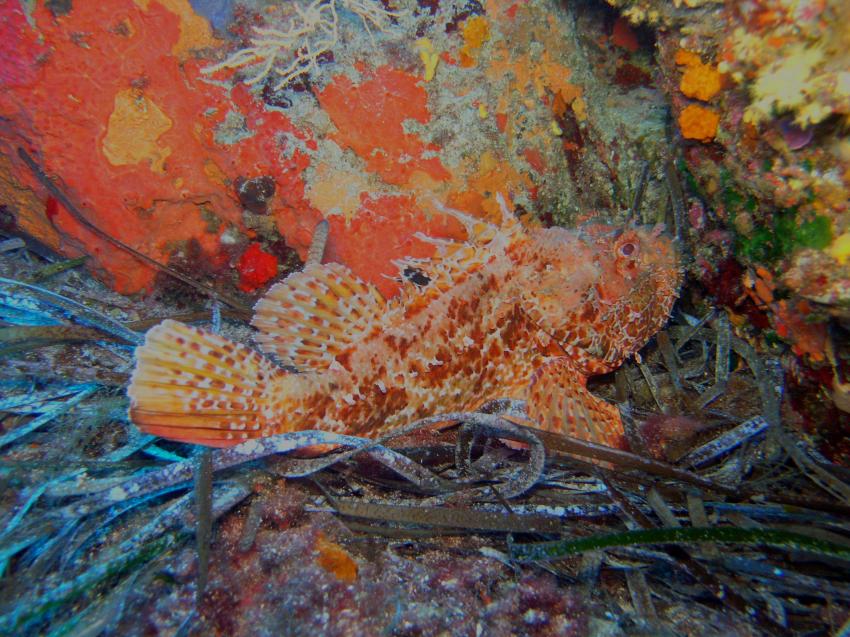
[526, 356, 624, 449]
[252, 263, 387, 371]
[128, 320, 286, 446]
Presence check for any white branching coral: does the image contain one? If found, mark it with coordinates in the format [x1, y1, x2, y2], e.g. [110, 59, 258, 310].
[744, 44, 825, 125]
[725, 0, 850, 127]
[204, 0, 404, 91]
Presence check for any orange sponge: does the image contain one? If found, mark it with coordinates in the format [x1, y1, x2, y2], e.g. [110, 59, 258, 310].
[675, 49, 722, 102]
[674, 49, 701, 67]
[679, 104, 720, 142]
[315, 532, 358, 582]
[680, 63, 722, 101]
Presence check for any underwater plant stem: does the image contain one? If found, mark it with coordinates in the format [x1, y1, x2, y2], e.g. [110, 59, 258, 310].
[629, 160, 650, 222]
[194, 450, 213, 605]
[664, 156, 687, 247]
[306, 220, 329, 267]
[528, 426, 738, 496]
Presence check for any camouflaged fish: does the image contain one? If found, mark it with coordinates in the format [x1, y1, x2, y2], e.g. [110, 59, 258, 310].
[128, 200, 680, 448]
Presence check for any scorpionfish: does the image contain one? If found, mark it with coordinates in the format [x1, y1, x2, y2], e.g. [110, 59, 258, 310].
[128, 200, 680, 448]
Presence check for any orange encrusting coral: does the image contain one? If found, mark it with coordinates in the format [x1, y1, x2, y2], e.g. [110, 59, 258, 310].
[680, 64, 722, 101]
[678, 104, 720, 142]
[0, 1, 316, 294]
[317, 66, 451, 187]
[459, 15, 491, 67]
[449, 151, 535, 223]
[673, 49, 702, 68]
[478, 3, 587, 189]
[675, 49, 722, 108]
[677, 60, 722, 102]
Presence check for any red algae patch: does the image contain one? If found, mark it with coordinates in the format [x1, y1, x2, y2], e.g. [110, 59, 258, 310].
[611, 16, 639, 53]
[236, 242, 278, 293]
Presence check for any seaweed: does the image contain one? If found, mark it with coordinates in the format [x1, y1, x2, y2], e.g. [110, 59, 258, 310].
[679, 416, 769, 467]
[325, 495, 563, 533]
[0, 277, 140, 345]
[509, 526, 850, 563]
[0, 384, 100, 449]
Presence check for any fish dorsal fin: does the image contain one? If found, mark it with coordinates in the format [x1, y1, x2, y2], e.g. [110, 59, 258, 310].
[251, 263, 386, 371]
[393, 236, 494, 311]
[391, 197, 526, 309]
[431, 194, 523, 246]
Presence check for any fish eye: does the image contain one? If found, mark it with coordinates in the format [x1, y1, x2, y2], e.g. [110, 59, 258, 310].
[619, 242, 637, 257]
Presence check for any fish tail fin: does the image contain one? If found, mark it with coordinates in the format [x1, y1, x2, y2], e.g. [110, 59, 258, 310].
[128, 320, 288, 447]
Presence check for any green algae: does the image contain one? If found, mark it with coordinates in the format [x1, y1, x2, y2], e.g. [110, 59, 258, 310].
[795, 213, 833, 250]
[510, 526, 850, 563]
[734, 209, 832, 264]
[716, 167, 833, 264]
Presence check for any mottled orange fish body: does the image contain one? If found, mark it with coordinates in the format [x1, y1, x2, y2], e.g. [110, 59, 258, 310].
[129, 201, 680, 448]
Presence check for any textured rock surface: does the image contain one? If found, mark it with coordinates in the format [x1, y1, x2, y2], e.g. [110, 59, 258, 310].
[0, 0, 671, 301]
[113, 483, 590, 637]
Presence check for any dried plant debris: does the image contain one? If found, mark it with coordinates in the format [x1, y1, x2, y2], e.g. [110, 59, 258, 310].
[1, 238, 850, 636]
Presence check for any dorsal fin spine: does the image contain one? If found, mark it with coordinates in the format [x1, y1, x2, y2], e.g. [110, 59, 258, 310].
[431, 199, 501, 244]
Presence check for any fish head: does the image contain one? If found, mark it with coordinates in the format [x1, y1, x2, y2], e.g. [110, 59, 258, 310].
[515, 223, 681, 370]
[588, 222, 680, 301]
